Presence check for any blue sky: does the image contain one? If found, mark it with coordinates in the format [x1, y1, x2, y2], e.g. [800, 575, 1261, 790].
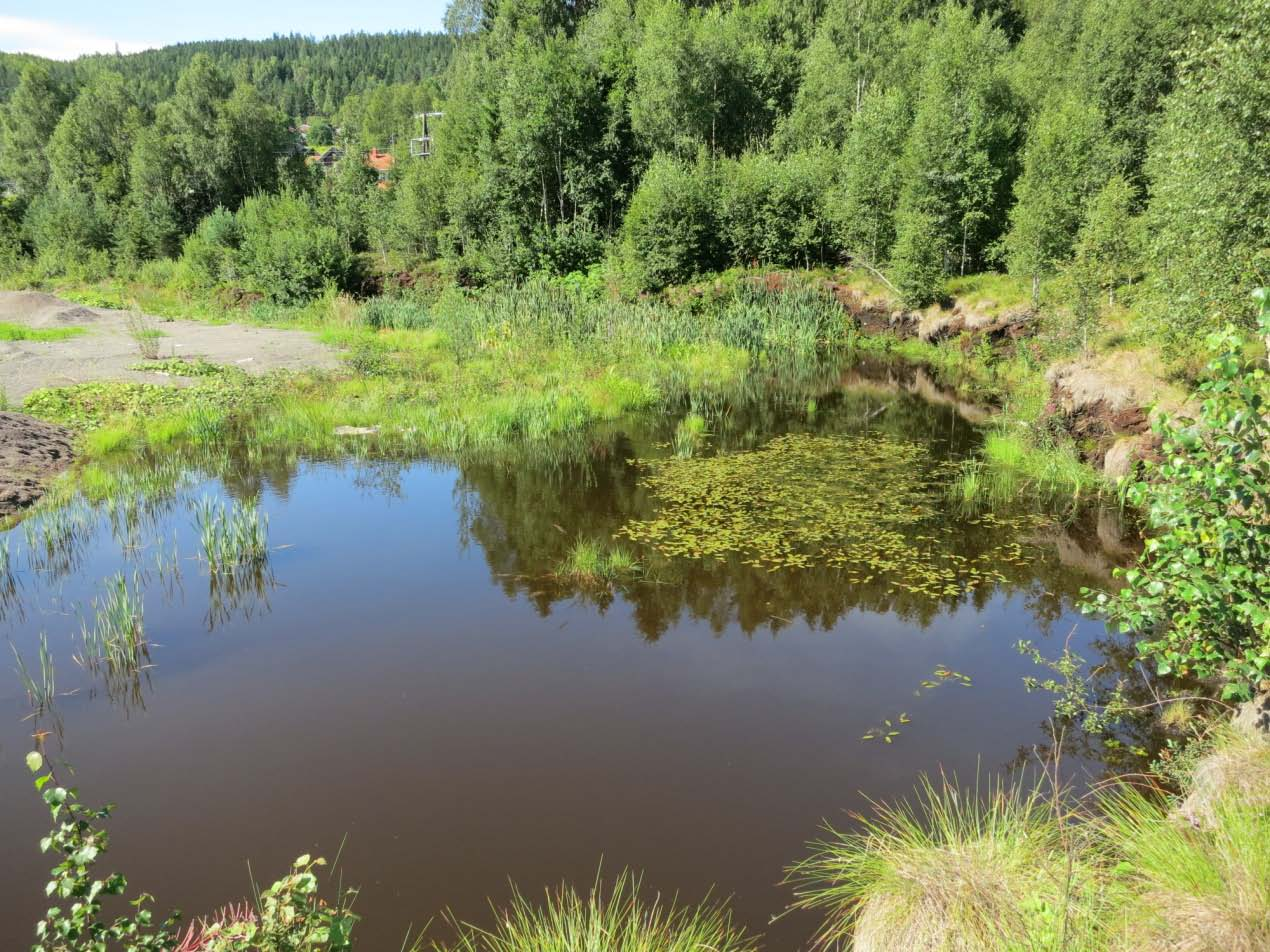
[0, 1, 449, 59]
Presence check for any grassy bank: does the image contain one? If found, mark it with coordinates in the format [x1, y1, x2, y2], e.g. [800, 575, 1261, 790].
[7, 266, 1132, 516]
[790, 725, 1270, 952]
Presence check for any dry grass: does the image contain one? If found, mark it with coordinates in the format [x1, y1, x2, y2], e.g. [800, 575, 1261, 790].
[788, 777, 1105, 952]
[789, 731, 1270, 952]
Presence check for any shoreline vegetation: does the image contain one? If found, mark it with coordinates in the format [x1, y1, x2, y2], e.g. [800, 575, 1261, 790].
[2, 0, 1267, 948]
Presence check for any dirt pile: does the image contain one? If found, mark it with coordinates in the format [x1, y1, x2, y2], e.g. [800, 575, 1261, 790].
[1045, 350, 1189, 477]
[917, 302, 1037, 345]
[0, 290, 103, 327]
[0, 411, 74, 517]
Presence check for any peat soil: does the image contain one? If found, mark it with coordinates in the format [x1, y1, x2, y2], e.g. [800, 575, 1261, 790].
[0, 411, 73, 517]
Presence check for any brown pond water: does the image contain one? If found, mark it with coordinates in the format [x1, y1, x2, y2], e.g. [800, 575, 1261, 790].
[0, 358, 1136, 948]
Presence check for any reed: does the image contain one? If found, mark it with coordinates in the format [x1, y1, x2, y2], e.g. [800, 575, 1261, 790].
[192, 497, 270, 571]
[77, 572, 148, 678]
[12, 632, 56, 715]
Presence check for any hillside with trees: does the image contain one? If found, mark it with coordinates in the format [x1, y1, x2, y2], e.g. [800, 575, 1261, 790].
[1, 0, 1267, 350]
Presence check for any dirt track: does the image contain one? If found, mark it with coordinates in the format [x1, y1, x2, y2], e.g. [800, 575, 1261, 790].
[0, 291, 339, 401]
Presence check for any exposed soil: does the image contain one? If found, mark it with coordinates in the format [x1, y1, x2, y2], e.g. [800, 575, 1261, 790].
[1045, 350, 1188, 474]
[0, 411, 74, 517]
[0, 291, 340, 401]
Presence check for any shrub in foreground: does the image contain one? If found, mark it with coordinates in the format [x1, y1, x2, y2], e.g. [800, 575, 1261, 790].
[1086, 291, 1270, 695]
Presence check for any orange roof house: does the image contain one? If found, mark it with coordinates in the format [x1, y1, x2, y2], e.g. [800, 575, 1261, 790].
[366, 148, 394, 187]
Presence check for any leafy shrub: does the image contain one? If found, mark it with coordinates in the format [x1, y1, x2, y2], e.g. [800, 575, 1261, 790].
[620, 152, 722, 291]
[717, 150, 835, 269]
[23, 751, 357, 951]
[22, 186, 113, 264]
[890, 206, 947, 307]
[235, 193, 354, 304]
[181, 207, 242, 288]
[535, 217, 605, 276]
[1086, 291, 1270, 695]
[180, 195, 355, 304]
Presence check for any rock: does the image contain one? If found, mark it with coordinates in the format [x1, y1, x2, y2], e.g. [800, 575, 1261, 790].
[333, 425, 379, 437]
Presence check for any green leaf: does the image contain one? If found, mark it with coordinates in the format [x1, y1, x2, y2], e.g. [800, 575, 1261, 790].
[26, 751, 44, 774]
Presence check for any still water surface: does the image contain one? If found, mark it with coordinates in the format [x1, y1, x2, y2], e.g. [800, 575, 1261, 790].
[0, 361, 1122, 948]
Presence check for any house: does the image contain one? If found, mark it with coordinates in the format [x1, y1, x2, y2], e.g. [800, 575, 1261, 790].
[303, 146, 344, 170]
[366, 147, 394, 187]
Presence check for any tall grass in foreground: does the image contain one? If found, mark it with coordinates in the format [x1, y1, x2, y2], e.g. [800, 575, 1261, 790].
[788, 777, 1111, 952]
[1101, 738, 1270, 952]
[789, 729, 1270, 952]
[435, 872, 756, 952]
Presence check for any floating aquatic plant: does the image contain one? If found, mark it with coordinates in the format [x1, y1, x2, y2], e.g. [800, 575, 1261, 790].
[620, 433, 1042, 600]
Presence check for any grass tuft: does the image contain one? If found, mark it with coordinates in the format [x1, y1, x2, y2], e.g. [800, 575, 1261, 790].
[557, 539, 642, 584]
[788, 776, 1107, 952]
[435, 871, 757, 952]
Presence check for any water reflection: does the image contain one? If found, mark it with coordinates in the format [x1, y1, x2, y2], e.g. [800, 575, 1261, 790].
[0, 353, 1146, 950]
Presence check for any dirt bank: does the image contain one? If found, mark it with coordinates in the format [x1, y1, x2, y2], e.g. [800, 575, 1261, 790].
[0, 412, 73, 517]
[0, 291, 340, 401]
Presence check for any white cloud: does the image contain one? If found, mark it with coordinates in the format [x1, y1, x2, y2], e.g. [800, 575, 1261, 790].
[0, 15, 154, 60]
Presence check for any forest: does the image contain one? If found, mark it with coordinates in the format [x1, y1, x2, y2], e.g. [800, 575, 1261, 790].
[0, 0, 1265, 352]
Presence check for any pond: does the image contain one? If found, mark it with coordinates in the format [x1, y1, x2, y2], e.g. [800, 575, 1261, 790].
[0, 356, 1130, 948]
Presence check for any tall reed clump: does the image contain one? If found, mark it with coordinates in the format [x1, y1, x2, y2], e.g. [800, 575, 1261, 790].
[673, 412, 709, 458]
[77, 572, 148, 681]
[435, 872, 757, 952]
[126, 304, 163, 359]
[787, 776, 1110, 952]
[557, 538, 641, 584]
[11, 631, 56, 715]
[193, 496, 269, 571]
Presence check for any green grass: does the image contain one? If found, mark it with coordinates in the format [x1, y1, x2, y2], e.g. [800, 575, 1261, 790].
[557, 538, 642, 584]
[944, 271, 1035, 314]
[193, 496, 270, 570]
[788, 776, 1110, 952]
[0, 321, 85, 342]
[435, 871, 757, 952]
[789, 729, 1270, 952]
[955, 430, 1102, 512]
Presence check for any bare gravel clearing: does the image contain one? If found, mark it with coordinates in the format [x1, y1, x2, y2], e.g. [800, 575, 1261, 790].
[0, 291, 339, 401]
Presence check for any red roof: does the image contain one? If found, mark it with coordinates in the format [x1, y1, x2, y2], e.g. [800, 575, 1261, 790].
[366, 148, 394, 173]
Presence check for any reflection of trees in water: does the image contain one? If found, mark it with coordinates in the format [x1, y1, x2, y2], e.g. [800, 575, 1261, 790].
[453, 379, 1116, 641]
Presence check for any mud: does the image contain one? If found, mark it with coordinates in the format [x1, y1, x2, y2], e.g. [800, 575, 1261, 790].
[0, 411, 73, 517]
